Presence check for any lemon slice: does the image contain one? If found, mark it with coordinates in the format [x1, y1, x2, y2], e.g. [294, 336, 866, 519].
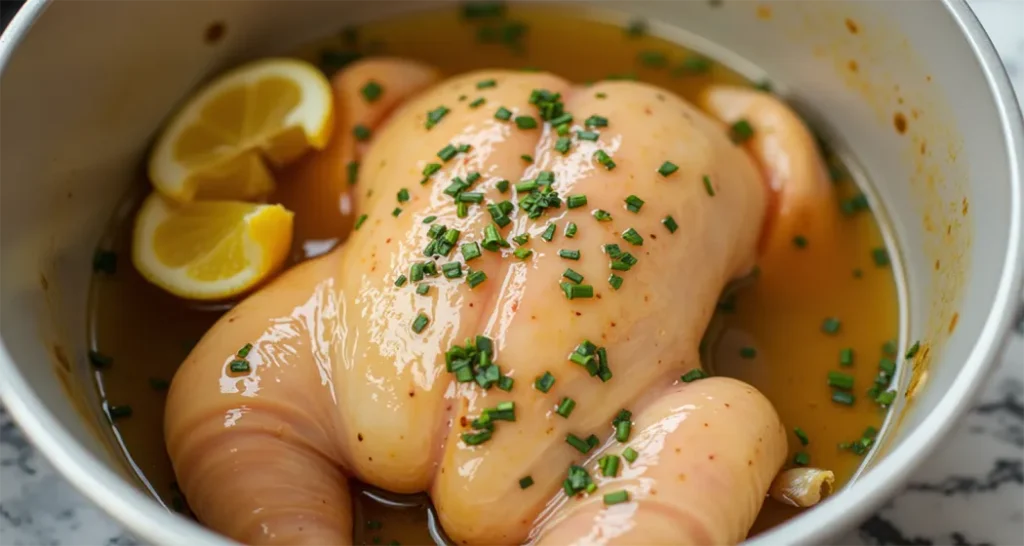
[148, 58, 334, 202]
[132, 193, 294, 300]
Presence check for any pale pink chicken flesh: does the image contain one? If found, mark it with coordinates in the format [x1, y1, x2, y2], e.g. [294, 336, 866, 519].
[165, 58, 833, 545]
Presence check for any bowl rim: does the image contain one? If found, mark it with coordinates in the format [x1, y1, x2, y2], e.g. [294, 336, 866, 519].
[0, 1, 1021, 545]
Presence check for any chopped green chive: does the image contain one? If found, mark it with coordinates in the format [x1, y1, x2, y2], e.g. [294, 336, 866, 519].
[416, 283, 430, 295]
[514, 180, 537, 193]
[235, 340, 251, 358]
[593, 209, 612, 221]
[608, 274, 623, 290]
[497, 375, 514, 392]
[561, 283, 594, 299]
[412, 313, 430, 333]
[563, 268, 584, 284]
[729, 119, 755, 143]
[603, 490, 629, 505]
[853, 268, 864, 278]
[541, 223, 556, 242]
[585, 115, 609, 128]
[512, 233, 529, 245]
[495, 106, 513, 121]
[426, 106, 450, 129]
[600, 454, 621, 477]
[496, 179, 510, 193]
[535, 372, 556, 392]
[477, 79, 497, 89]
[905, 341, 920, 359]
[794, 427, 810, 446]
[624, 195, 644, 213]
[355, 214, 368, 230]
[514, 247, 533, 259]
[564, 222, 578, 238]
[879, 357, 896, 375]
[662, 215, 679, 233]
[394, 275, 408, 287]
[827, 370, 855, 390]
[462, 430, 492, 445]
[839, 348, 854, 366]
[623, 447, 638, 463]
[229, 359, 250, 373]
[519, 476, 534, 489]
[88, 350, 113, 368]
[566, 433, 594, 454]
[793, 452, 811, 466]
[458, 192, 484, 203]
[521, 154, 534, 164]
[556, 397, 576, 418]
[702, 175, 715, 196]
[680, 369, 707, 383]
[595, 92, 607, 99]
[347, 161, 360, 185]
[621, 228, 643, 246]
[391, 207, 403, 217]
[442, 262, 463, 279]
[515, 115, 538, 129]
[438, 144, 458, 161]
[831, 390, 855, 406]
[577, 130, 599, 141]
[482, 224, 503, 251]
[461, 242, 482, 262]
[883, 340, 898, 356]
[361, 80, 383, 102]
[675, 55, 712, 75]
[638, 50, 668, 68]
[875, 390, 897, 407]
[397, 188, 410, 203]
[739, 346, 757, 359]
[559, 249, 580, 260]
[422, 162, 442, 180]
[555, 136, 572, 154]
[469, 97, 486, 108]
[567, 195, 588, 209]
[793, 235, 808, 248]
[754, 79, 773, 92]
[872, 247, 890, 267]
[658, 161, 679, 177]
[467, 270, 487, 288]
[353, 124, 372, 141]
[821, 317, 841, 335]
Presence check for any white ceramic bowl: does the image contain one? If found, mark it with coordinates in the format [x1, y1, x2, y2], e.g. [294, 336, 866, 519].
[1, 1, 1021, 544]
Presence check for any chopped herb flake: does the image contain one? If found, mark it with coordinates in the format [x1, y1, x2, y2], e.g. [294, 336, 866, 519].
[425, 106, 450, 129]
[624, 195, 644, 213]
[621, 228, 643, 246]
[729, 119, 755, 143]
[361, 80, 383, 102]
[658, 161, 679, 177]
[515, 115, 538, 129]
[681, 368, 707, 383]
[412, 313, 430, 333]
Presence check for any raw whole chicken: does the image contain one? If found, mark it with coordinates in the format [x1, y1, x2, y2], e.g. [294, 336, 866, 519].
[165, 57, 836, 546]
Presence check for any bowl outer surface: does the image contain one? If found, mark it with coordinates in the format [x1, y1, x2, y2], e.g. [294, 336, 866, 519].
[0, 1, 1020, 545]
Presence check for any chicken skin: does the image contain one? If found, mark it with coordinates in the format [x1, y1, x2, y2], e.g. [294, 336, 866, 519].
[166, 58, 833, 545]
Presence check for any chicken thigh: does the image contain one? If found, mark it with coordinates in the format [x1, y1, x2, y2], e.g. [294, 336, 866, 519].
[166, 59, 831, 545]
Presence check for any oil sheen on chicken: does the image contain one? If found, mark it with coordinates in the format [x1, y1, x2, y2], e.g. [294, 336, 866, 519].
[165, 58, 837, 545]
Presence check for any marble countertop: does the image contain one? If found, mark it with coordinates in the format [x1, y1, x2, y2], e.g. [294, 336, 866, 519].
[2, 1, 1023, 545]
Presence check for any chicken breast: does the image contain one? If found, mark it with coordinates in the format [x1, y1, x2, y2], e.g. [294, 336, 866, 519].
[166, 60, 832, 546]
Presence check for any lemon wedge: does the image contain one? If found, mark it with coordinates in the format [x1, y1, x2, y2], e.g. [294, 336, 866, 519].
[148, 58, 334, 202]
[132, 193, 294, 300]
